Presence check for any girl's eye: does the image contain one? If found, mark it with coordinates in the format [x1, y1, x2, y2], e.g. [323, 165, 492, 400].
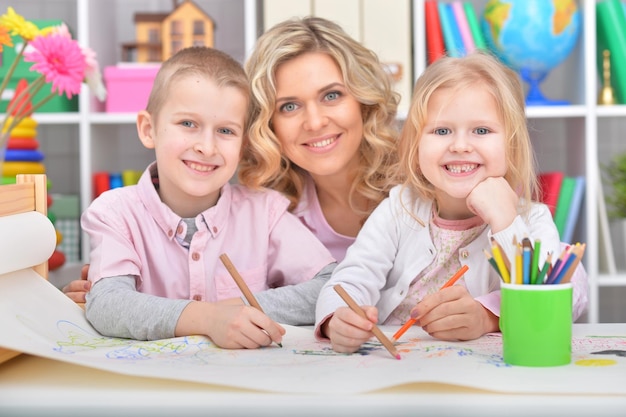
[217, 127, 234, 135]
[434, 127, 450, 135]
[279, 102, 298, 113]
[324, 91, 341, 101]
[475, 127, 490, 135]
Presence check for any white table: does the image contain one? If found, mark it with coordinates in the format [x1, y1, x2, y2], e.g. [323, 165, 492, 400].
[1, 323, 625, 417]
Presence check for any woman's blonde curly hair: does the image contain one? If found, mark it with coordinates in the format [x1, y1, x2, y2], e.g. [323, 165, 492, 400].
[238, 16, 400, 216]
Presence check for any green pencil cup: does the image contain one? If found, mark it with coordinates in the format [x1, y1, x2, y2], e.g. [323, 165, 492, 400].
[500, 282, 572, 367]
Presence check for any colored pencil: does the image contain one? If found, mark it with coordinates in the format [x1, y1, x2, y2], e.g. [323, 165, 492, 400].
[392, 264, 469, 342]
[535, 252, 553, 284]
[219, 253, 282, 347]
[530, 239, 541, 284]
[522, 238, 532, 285]
[483, 249, 503, 280]
[558, 243, 586, 284]
[333, 284, 401, 360]
[515, 243, 523, 285]
[490, 240, 510, 284]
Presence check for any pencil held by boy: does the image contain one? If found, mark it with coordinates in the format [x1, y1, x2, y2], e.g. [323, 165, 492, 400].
[315, 51, 588, 353]
[82, 47, 336, 349]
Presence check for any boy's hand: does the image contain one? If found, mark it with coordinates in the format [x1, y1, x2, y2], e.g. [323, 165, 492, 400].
[176, 301, 285, 349]
[324, 306, 378, 353]
[410, 286, 498, 341]
[466, 176, 518, 233]
[62, 264, 91, 303]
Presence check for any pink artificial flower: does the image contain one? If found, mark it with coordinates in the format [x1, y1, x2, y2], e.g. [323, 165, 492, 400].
[24, 33, 86, 99]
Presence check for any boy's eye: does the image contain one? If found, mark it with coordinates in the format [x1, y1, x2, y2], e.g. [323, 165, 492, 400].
[434, 127, 451, 135]
[324, 91, 341, 101]
[279, 102, 298, 113]
[474, 127, 490, 135]
[181, 120, 195, 128]
[217, 127, 234, 135]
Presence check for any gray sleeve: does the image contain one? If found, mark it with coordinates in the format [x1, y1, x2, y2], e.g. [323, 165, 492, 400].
[255, 262, 336, 326]
[85, 276, 191, 340]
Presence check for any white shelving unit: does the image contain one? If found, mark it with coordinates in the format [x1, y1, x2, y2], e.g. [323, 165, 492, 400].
[3, 0, 626, 322]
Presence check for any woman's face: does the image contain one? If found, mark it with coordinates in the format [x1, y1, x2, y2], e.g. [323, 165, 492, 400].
[271, 52, 364, 179]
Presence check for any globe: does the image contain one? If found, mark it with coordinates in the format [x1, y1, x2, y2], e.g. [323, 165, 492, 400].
[481, 0, 581, 105]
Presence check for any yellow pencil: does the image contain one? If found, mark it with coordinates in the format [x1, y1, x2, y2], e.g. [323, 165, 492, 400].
[515, 244, 523, 285]
[491, 242, 510, 283]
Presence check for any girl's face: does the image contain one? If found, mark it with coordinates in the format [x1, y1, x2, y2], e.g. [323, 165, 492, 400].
[418, 84, 507, 218]
[138, 75, 247, 218]
[271, 52, 364, 180]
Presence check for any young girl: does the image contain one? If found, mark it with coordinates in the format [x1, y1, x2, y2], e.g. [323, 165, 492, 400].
[315, 52, 588, 352]
[83, 47, 336, 349]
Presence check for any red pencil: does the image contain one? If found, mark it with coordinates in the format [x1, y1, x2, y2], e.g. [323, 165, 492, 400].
[391, 264, 469, 342]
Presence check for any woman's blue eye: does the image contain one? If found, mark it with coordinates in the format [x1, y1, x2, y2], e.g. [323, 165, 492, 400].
[325, 91, 340, 101]
[280, 103, 297, 112]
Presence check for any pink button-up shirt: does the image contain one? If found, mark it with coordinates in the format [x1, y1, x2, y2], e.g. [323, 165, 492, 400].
[82, 164, 336, 302]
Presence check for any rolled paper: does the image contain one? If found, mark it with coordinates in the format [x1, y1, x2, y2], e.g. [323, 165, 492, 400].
[0, 211, 56, 276]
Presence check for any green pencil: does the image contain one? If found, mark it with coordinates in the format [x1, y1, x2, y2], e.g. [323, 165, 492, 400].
[530, 239, 541, 284]
[535, 252, 552, 285]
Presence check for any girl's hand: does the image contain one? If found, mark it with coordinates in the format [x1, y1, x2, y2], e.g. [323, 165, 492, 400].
[323, 306, 379, 353]
[466, 176, 518, 233]
[410, 286, 499, 341]
[176, 301, 285, 349]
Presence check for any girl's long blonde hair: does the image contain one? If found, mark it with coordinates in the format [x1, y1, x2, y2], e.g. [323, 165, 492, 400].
[396, 51, 538, 214]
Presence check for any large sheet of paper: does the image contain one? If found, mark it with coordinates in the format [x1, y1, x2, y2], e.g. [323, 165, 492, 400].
[1, 268, 625, 395]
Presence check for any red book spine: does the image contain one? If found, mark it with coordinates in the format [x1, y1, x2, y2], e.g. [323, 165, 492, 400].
[538, 171, 564, 217]
[425, 0, 446, 64]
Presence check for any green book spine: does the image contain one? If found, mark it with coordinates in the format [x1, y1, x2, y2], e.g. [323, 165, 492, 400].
[553, 176, 577, 239]
[463, 1, 486, 50]
[596, 0, 626, 104]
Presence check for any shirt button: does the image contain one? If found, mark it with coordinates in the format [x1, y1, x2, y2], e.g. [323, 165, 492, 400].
[212, 226, 218, 233]
[461, 250, 469, 259]
[177, 225, 183, 234]
[167, 230, 173, 237]
[193, 294, 202, 301]
[191, 252, 200, 261]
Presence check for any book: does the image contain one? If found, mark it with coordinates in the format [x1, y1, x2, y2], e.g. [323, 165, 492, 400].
[437, 2, 464, 57]
[538, 171, 565, 217]
[596, 0, 626, 104]
[562, 176, 585, 243]
[597, 173, 617, 274]
[451, 1, 475, 54]
[425, 0, 446, 64]
[463, 1, 487, 50]
[554, 176, 577, 239]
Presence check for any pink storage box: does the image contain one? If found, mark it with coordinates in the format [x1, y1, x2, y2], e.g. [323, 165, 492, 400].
[104, 65, 160, 113]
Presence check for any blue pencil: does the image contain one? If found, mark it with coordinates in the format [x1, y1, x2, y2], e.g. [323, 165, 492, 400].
[522, 246, 530, 284]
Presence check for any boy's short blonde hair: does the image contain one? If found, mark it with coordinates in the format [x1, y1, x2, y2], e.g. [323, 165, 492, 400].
[146, 46, 250, 128]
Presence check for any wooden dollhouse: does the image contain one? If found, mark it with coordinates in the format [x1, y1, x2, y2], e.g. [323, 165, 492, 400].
[121, 0, 215, 63]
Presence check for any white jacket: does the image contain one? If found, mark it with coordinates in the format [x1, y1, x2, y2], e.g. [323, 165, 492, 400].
[315, 185, 588, 333]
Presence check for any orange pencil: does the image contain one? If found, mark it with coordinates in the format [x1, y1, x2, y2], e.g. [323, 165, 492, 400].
[391, 264, 469, 342]
[333, 284, 401, 360]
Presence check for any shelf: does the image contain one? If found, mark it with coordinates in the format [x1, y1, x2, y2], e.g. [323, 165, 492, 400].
[88, 113, 137, 125]
[597, 275, 626, 286]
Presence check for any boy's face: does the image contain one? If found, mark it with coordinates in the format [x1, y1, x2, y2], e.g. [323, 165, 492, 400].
[138, 74, 247, 218]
